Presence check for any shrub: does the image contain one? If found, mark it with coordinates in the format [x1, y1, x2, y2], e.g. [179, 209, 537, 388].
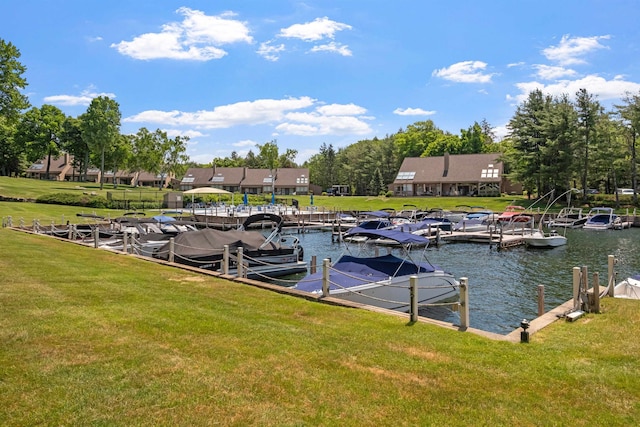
[36, 192, 109, 208]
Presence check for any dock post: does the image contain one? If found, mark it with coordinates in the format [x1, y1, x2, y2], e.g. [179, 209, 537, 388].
[607, 255, 616, 297]
[322, 258, 331, 297]
[169, 238, 175, 263]
[410, 276, 418, 323]
[572, 267, 581, 309]
[581, 266, 589, 310]
[124, 232, 130, 253]
[537, 285, 545, 316]
[310, 255, 317, 274]
[93, 227, 99, 248]
[222, 245, 229, 275]
[237, 247, 244, 278]
[68, 224, 73, 240]
[592, 272, 600, 313]
[459, 277, 469, 330]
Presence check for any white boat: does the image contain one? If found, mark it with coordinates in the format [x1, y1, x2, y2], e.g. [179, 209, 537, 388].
[583, 207, 622, 230]
[523, 229, 567, 248]
[614, 275, 640, 299]
[547, 207, 587, 228]
[294, 229, 459, 311]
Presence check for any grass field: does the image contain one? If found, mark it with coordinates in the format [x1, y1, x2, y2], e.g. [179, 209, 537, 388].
[1, 177, 640, 425]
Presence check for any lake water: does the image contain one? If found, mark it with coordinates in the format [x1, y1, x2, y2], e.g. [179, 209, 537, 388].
[283, 227, 640, 334]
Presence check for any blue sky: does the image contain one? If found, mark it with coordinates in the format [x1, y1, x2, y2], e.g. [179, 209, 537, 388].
[5, 0, 640, 164]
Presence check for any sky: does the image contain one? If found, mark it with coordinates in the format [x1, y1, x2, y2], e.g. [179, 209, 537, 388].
[4, 0, 640, 164]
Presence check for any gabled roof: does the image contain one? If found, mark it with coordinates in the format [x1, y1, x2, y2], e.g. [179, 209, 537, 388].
[27, 154, 72, 174]
[273, 168, 309, 188]
[242, 168, 273, 187]
[395, 153, 503, 183]
[181, 167, 245, 186]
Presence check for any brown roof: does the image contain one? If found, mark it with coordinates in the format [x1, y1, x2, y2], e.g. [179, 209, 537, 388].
[396, 153, 503, 184]
[241, 168, 273, 187]
[273, 168, 309, 188]
[27, 154, 72, 174]
[181, 167, 245, 186]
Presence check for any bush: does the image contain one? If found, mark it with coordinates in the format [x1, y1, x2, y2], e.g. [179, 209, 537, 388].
[36, 192, 109, 208]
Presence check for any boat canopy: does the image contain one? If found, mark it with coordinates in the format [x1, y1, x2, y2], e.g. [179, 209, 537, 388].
[344, 228, 430, 246]
[295, 254, 437, 293]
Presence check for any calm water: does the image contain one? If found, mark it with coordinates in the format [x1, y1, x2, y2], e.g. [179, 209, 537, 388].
[285, 227, 640, 334]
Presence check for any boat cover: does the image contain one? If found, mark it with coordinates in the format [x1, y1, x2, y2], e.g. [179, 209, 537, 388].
[344, 228, 430, 246]
[155, 228, 277, 260]
[294, 254, 437, 292]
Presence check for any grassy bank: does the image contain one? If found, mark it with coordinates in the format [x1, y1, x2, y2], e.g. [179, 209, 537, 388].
[1, 228, 640, 425]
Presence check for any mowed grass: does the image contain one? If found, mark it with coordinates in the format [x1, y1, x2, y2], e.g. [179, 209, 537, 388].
[1, 228, 640, 425]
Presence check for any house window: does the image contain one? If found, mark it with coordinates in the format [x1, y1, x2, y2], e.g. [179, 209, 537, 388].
[481, 168, 499, 178]
[396, 171, 416, 180]
[296, 177, 308, 184]
[210, 175, 224, 182]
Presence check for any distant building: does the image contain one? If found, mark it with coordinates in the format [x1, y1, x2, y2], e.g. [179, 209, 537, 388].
[180, 166, 310, 195]
[391, 153, 520, 196]
[25, 153, 171, 187]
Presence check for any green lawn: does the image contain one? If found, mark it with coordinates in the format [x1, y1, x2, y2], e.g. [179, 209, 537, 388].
[1, 228, 639, 425]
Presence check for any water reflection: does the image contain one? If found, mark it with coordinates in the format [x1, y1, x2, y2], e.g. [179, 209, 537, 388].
[291, 227, 640, 334]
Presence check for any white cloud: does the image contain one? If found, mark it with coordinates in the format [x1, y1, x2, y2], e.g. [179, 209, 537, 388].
[233, 139, 258, 148]
[163, 129, 206, 139]
[278, 17, 351, 41]
[534, 64, 577, 80]
[542, 34, 610, 66]
[111, 8, 252, 61]
[257, 41, 286, 61]
[124, 97, 317, 128]
[44, 88, 116, 106]
[279, 108, 372, 136]
[432, 61, 495, 83]
[507, 74, 640, 104]
[309, 42, 352, 56]
[393, 107, 436, 116]
[316, 103, 366, 116]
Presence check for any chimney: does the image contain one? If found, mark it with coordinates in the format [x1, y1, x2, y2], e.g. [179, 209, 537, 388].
[443, 152, 449, 177]
[64, 152, 70, 165]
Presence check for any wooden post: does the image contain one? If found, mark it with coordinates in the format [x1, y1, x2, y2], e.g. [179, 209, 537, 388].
[581, 266, 588, 310]
[592, 272, 600, 314]
[322, 258, 331, 297]
[310, 255, 317, 274]
[459, 277, 469, 330]
[93, 227, 99, 248]
[236, 247, 244, 278]
[607, 255, 616, 297]
[68, 224, 73, 240]
[572, 267, 581, 309]
[123, 232, 128, 253]
[410, 276, 418, 322]
[537, 285, 545, 316]
[169, 238, 175, 263]
[222, 245, 229, 275]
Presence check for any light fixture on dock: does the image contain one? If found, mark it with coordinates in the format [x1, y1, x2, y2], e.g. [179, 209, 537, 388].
[520, 319, 530, 343]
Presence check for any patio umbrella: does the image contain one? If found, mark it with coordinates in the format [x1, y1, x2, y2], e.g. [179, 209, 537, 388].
[243, 193, 248, 205]
[183, 187, 232, 210]
[271, 193, 275, 204]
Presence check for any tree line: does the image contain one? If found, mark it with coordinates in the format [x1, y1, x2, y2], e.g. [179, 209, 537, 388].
[2, 38, 639, 200]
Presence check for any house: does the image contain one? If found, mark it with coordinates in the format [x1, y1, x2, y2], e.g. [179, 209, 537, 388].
[179, 166, 310, 196]
[25, 153, 74, 181]
[391, 153, 517, 197]
[25, 153, 171, 187]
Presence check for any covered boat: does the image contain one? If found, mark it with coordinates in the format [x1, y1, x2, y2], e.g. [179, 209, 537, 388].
[614, 275, 640, 299]
[293, 229, 458, 311]
[155, 214, 306, 278]
[547, 207, 587, 228]
[583, 207, 622, 230]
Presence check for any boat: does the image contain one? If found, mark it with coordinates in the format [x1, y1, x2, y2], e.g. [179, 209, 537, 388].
[497, 205, 527, 222]
[341, 218, 394, 242]
[547, 207, 587, 228]
[154, 214, 307, 279]
[293, 229, 458, 311]
[453, 210, 497, 232]
[523, 229, 567, 248]
[583, 207, 622, 230]
[614, 275, 640, 299]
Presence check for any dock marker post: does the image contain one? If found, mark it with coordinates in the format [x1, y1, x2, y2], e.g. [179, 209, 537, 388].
[537, 285, 545, 316]
[322, 258, 330, 297]
[222, 245, 229, 275]
[459, 277, 469, 330]
[410, 276, 418, 323]
[607, 255, 616, 297]
[169, 238, 175, 263]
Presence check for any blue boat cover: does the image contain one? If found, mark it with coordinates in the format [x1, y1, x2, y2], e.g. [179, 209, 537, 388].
[294, 254, 438, 292]
[361, 210, 391, 218]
